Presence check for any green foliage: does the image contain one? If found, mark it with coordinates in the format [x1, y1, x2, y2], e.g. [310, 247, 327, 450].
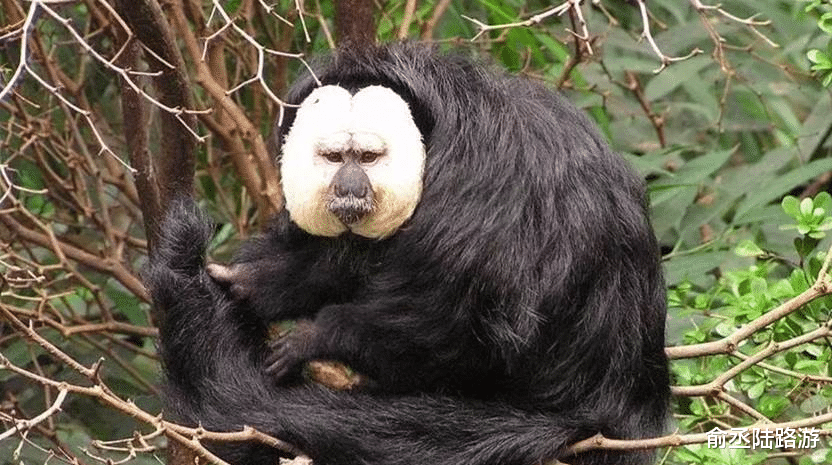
[672, 444, 769, 465]
[781, 193, 832, 238]
[806, 0, 832, 86]
[668, 194, 832, 464]
[782, 193, 832, 260]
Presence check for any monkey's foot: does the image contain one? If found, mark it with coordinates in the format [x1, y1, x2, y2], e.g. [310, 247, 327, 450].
[266, 320, 319, 384]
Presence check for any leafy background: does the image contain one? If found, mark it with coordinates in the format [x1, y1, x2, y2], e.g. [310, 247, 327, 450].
[1, 1, 832, 464]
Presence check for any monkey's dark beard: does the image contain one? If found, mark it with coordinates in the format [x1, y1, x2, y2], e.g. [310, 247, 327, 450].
[328, 195, 374, 225]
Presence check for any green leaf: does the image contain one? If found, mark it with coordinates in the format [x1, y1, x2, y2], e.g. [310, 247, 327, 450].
[672, 447, 701, 462]
[750, 276, 768, 296]
[801, 197, 814, 216]
[795, 237, 820, 259]
[747, 379, 766, 399]
[800, 394, 829, 413]
[819, 12, 832, 35]
[812, 63, 832, 73]
[782, 195, 800, 217]
[758, 395, 790, 418]
[823, 71, 832, 87]
[806, 0, 823, 12]
[209, 222, 236, 251]
[224, 0, 242, 14]
[807, 50, 832, 67]
[107, 286, 146, 326]
[814, 192, 832, 210]
[737, 158, 832, 219]
[798, 92, 832, 156]
[735, 240, 766, 257]
[663, 250, 728, 288]
[656, 148, 735, 187]
[645, 56, 711, 101]
[789, 269, 811, 294]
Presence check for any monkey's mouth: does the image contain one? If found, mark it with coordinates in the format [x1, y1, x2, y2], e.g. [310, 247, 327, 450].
[328, 195, 374, 225]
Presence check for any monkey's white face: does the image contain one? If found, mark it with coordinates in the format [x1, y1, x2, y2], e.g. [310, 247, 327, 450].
[281, 85, 425, 239]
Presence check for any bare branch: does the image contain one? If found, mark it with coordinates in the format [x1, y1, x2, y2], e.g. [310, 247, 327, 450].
[690, 0, 778, 48]
[634, 0, 702, 73]
[0, 388, 68, 441]
[462, 2, 571, 41]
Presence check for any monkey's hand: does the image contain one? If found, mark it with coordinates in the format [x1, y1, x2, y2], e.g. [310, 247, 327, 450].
[205, 263, 255, 301]
[265, 320, 319, 384]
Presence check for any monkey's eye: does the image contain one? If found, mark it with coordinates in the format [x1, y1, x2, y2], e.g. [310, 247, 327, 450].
[359, 152, 382, 164]
[321, 152, 344, 163]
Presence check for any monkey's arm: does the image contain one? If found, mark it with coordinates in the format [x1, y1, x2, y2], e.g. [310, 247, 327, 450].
[262, 297, 487, 393]
[202, 219, 349, 322]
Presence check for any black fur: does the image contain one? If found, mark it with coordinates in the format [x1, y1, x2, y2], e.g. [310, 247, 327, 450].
[149, 43, 669, 465]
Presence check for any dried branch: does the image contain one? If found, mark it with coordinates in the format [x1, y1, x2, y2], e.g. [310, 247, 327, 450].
[0, 212, 148, 301]
[169, 0, 285, 215]
[0, 388, 68, 442]
[463, 2, 571, 41]
[624, 71, 666, 147]
[206, 0, 316, 111]
[673, 322, 832, 397]
[634, 0, 702, 73]
[398, 0, 417, 40]
[567, 414, 832, 457]
[0, 304, 307, 463]
[690, 0, 777, 48]
[421, 0, 453, 40]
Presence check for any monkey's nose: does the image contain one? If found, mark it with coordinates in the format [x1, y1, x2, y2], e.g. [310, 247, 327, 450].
[333, 163, 371, 199]
[329, 163, 374, 225]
